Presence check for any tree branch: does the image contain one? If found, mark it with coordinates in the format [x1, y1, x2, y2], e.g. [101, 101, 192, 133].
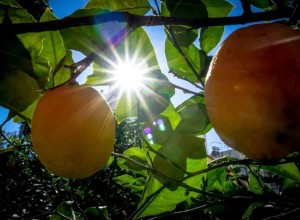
[4, 9, 293, 34]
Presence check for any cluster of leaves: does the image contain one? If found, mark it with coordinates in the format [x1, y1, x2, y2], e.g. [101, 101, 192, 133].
[0, 0, 300, 219]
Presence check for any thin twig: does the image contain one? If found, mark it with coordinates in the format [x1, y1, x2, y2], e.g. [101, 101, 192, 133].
[111, 152, 151, 171]
[168, 69, 204, 90]
[0, 129, 32, 152]
[43, 25, 133, 91]
[262, 206, 300, 220]
[162, 81, 202, 96]
[180, 156, 300, 182]
[70, 182, 89, 220]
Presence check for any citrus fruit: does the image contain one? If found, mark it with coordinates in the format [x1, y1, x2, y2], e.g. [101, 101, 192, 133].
[205, 23, 300, 161]
[31, 85, 115, 178]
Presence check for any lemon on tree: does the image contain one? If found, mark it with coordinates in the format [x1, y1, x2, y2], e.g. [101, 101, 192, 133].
[31, 85, 115, 178]
[205, 23, 300, 161]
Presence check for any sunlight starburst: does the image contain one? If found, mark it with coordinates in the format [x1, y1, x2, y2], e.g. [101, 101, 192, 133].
[112, 59, 148, 94]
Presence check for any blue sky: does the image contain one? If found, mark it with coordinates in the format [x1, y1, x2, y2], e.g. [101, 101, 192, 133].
[1, 0, 250, 151]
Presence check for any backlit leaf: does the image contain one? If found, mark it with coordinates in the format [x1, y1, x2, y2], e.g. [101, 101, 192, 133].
[262, 163, 300, 182]
[201, 0, 234, 17]
[85, 0, 150, 15]
[175, 95, 211, 135]
[165, 38, 204, 83]
[200, 26, 224, 54]
[165, 0, 208, 19]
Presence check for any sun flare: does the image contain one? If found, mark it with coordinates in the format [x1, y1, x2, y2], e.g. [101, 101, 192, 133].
[112, 59, 148, 93]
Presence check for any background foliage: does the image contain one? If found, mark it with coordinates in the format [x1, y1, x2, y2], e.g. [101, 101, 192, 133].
[0, 0, 300, 219]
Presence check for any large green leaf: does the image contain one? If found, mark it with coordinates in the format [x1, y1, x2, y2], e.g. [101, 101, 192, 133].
[250, 0, 270, 9]
[160, 103, 181, 131]
[117, 147, 148, 175]
[262, 163, 300, 182]
[206, 166, 236, 192]
[198, 0, 232, 56]
[0, 9, 42, 112]
[143, 116, 174, 145]
[165, 38, 204, 83]
[136, 135, 207, 218]
[53, 50, 74, 86]
[60, 8, 124, 54]
[1, 6, 50, 79]
[85, 206, 109, 220]
[114, 93, 138, 122]
[0, 70, 40, 113]
[0, 0, 21, 8]
[56, 201, 84, 220]
[40, 8, 66, 81]
[169, 26, 198, 48]
[200, 26, 224, 54]
[201, 0, 234, 17]
[152, 134, 207, 185]
[248, 172, 265, 195]
[135, 174, 187, 219]
[85, 0, 150, 15]
[113, 174, 145, 193]
[175, 95, 211, 135]
[165, 0, 208, 19]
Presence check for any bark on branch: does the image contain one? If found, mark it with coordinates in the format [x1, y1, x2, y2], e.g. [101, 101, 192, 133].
[2, 8, 293, 34]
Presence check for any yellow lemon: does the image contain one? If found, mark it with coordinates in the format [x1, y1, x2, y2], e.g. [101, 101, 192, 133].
[31, 85, 115, 178]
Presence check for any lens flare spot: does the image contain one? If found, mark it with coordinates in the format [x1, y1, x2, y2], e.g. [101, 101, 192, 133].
[113, 60, 147, 93]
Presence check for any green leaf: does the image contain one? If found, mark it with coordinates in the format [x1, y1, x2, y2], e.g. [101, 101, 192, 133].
[160, 1, 170, 16]
[115, 94, 138, 122]
[85, 0, 150, 15]
[165, 38, 204, 83]
[160, 103, 181, 131]
[13, 95, 40, 123]
[250, 0, 270, 9]
[200, 26, 224, 54]
[0, 7, 47, 114]
[105, 155, 114, 167]
[52, 50, 74, 86]
[0, 0, 21, 8]
[201, 0, 234, 17]
[56, 201, 84, 220]
[85, 206, 109, 220]
[49, 214, 64, 220]
[113, 174, 145, 192]
[169, 26, 198, 47]
[248, 170, 265, 195]
[143, 116, 174, 145]
[60, 9, 121, 54]
[280, 178, 298, 191]
[175, 95, 211, 135]
[262, 163, 300, 182]
[117, 147, 148, 175]
[137, 135, 207, 218]
[134, 174, 188, 219]
[206, 166, 235, 192]
[85, 63, 110, 86]
[40, 8, 67, 82]
[152, 134, 207, 186]
[242, 202, 263, 220]
[0, 70, 40, 113]
[165, 0, 208, 19]
[0, 7, 50, 80]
